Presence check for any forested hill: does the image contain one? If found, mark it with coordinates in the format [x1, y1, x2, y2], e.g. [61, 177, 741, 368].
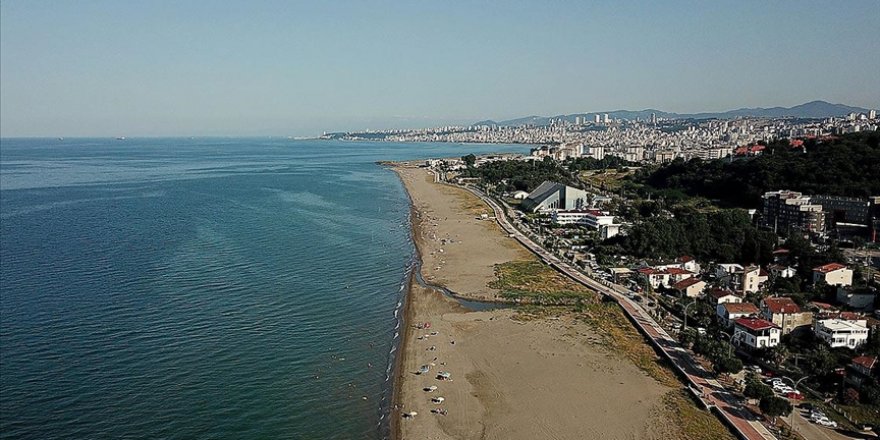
[639, 132, 880, 208]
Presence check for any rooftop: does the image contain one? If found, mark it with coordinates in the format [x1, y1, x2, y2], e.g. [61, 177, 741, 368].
[852, 356, 877, 371]
[722, 303, 760, 315]
[816, 319, 868, 331]
[814, 262, 847, 273]
[673, 277, 704, 290]
[735, 317, 778, 332]
[762, 297, 802, 314]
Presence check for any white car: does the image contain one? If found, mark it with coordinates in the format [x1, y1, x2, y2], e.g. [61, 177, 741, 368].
[815, 417, 838, 428]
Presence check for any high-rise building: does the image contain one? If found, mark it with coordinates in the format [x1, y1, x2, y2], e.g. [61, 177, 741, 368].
[870, 110, 877, 119]
[575, 116, 583, 125]
[594, 114, 601, 124]
[603, 113, 610, 123]
[651, 112, 657, 124]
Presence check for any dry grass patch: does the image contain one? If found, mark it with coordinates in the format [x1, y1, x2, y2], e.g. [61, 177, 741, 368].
[659, 390, 737, 440]
[577, 301, 680, 387]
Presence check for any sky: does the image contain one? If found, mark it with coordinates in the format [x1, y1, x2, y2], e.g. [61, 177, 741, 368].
[1, 1, 879, 137]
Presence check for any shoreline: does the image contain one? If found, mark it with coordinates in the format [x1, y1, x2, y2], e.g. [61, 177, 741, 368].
[386, 161, 710, 440]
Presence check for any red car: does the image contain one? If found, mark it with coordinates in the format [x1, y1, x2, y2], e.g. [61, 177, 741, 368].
[786, 392, 804, 400]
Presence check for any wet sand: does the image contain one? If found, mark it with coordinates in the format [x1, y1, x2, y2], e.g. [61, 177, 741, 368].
[391, 163, 684, 440]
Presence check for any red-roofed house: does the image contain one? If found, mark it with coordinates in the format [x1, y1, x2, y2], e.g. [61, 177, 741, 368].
[733, 317, 781, 349]
[665, 267, 695, 284]
[673, 277, 706, 298]
[847, 355, 877, 389]
[717, 302, 760, 328]
[813, 263, 853, 287]
[760, 297, 814, 334]
[707, 288, 742, 305]
[637, 267, 670, 289]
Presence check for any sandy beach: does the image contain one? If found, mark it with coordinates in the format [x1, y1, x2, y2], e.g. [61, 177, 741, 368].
[390, 163, 731, 440]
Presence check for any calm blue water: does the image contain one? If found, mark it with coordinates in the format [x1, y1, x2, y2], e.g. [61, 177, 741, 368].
[0, 138, 528, 440]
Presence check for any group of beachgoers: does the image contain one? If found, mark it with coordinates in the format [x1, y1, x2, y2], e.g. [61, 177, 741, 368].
[400, 321, 456, 420]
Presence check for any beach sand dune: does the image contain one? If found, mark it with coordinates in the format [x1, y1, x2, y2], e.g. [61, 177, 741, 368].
[391, 164, 725, 440]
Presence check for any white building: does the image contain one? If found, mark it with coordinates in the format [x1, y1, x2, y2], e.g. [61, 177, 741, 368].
[733, 317, 781, 349]
[812, 263, 853, 287]
[814, 319, 869, 349]
[551, 209, 614, 227]
[520, 181, 588, 213]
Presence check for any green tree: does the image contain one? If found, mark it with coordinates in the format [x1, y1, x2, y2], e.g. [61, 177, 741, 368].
[714, 356, 744, 375]
[462, 154, 477, 167]
[744, 380, 774, 400]
[759, 396, 793, 421]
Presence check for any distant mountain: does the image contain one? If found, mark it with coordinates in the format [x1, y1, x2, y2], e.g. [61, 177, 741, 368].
[476, 101, 873, 127]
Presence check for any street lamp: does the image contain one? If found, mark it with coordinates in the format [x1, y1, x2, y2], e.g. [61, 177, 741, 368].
[720, 331, 742, 357]
[779, 375, 810, 434]
[683, 299, 697, 331]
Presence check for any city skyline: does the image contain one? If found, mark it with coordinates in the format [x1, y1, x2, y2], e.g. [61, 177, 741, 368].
[2, 0, 879, 137]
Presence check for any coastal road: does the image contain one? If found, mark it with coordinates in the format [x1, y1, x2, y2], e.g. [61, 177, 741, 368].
[456, 181, 778, 440]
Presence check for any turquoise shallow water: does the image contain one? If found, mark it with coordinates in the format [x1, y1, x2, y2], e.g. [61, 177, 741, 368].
[0, 138, 528, 440]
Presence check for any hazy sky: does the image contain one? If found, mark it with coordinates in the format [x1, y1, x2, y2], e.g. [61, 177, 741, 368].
[2, 1, 879, 136]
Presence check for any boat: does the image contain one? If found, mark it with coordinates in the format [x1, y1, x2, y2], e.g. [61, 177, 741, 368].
[423, 386, 437, 392]
[431, 397, 445, 404]
[418, 365, 430, 374]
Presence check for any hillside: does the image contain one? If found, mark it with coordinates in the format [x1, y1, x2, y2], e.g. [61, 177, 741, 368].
[638, 132, 880, 208]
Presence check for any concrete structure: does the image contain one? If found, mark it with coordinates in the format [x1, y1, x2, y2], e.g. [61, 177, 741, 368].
[520, 181, 588, 213]
[812, 263, 853, 287]
[814, 319, 869, 349]
[717, 302, 760, 328]
[733, 317, 781, 349]
[762, 190, 826, 235]
[760, 297, 813, 334]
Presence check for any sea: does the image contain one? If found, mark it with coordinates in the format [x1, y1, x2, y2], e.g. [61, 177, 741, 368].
[0, 138, 529, 440]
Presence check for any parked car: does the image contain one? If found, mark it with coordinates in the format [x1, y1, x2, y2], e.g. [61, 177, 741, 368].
[745, 365, 762, 373]
[815, 417, 838, 428]
[785, 391, 803, 400]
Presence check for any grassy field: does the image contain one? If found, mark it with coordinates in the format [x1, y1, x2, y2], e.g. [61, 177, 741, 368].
[489, 260, 596, 303]
[580, 169, 633, 192]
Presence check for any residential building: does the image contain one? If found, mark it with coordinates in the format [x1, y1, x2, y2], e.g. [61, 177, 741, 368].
[813, 263, 853, 287]
[846, 356, 877, 389]
[521, 181, 588, 213]
[768, 264, 797, 279]
[814, 319, 869, 349]
[733, 317, 781, 349]
[673, 277, 706, 298]
[717, 302, 760, 328]
[707, 288, 742, 305]
[762, 190, 826, 234]
[637, 267, 670, 289]
[742, 265, 769, 294]
[760, 297, 814, 334]
[836, 287, 877, 310]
